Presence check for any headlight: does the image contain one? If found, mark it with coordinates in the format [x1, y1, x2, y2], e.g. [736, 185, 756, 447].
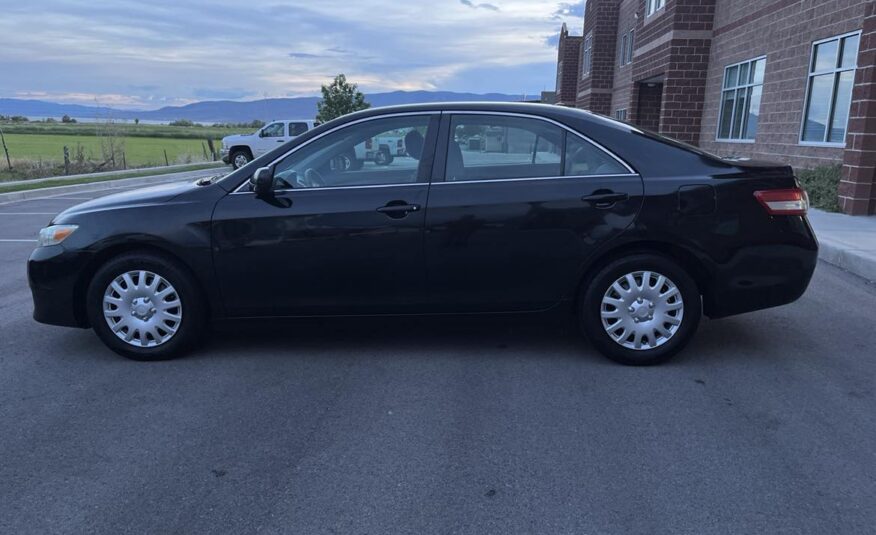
[38, 225, 78, 247]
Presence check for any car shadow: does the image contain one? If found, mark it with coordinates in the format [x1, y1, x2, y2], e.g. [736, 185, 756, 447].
[198, 312, 596, 363]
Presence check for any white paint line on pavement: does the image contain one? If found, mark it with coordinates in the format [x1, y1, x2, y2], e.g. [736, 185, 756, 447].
[0, 213, 57, 216]
[0, 239, 37, 243]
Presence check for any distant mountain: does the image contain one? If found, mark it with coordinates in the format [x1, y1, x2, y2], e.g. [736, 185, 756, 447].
[0, 91, 524, 123]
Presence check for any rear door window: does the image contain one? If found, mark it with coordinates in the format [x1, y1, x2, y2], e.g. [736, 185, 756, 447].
[564, 135, 628, 176]
[446, 115, 563, 181]
[289, 122, 309, 136]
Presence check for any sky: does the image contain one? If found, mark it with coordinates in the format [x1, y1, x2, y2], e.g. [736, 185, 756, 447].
[0, 0, 585, 110]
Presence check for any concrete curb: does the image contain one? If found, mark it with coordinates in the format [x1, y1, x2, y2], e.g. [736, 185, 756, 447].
[0, 167, 228, 205]
[817, 237, 876, 283]
[0, 162, 225, 188]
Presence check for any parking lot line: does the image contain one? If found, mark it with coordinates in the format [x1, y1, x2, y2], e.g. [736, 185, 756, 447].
[0, 213, 57, 216]
[0, 239, 37, 243]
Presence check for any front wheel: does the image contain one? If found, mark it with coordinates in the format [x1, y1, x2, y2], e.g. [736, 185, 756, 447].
[579, 254, 701, 366]
[86, 252, 206, 361]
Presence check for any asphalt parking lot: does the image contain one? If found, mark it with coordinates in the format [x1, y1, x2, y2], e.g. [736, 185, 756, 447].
[1, 176, 876, 534]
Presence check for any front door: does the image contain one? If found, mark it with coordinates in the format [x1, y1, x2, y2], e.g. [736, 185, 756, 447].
[423, 113, 644, 312]
[212, 113, 439, 316]
[252, 122, 287, 156]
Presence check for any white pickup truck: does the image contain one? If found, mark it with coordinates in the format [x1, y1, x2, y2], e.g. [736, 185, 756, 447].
[221, 120, 316, 169]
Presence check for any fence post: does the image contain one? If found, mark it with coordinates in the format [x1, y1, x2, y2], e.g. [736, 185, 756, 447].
[0, 126, 11, 170]
[164, 149, 169, 166]
[207, 139, 216, 161]
[202, 142, 208, 160]
[122, 152, 127, 170]
[63, 146, 70, 175]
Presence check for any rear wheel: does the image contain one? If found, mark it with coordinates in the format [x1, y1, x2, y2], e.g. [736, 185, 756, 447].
[86, 252, 206, 361]
[579, 253, 701, 365]
[374, 147, 393, 166]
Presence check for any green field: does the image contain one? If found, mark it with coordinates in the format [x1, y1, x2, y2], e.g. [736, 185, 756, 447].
[2, 133, 221, 167]
[0, 121, 242, 140]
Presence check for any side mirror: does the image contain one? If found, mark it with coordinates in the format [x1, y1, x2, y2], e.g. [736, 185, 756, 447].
[250, 167, 274, 197]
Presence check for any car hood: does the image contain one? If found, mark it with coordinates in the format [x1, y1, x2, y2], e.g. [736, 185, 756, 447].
[223, 133, 253, 144]
[54, 180, 200, 221]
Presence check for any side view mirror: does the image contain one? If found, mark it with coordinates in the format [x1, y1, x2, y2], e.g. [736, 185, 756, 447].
[258, 129, 266, 138]
[250, 167, 274, 197]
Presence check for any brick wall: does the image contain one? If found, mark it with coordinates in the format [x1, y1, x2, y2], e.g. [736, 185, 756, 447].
[636, 83, 664, 130]
[699, 0, 871, 170]
[556, 24, 583, 106]
[610, 0, 639, 118]
[839, 2, 876, 215]
[577, 0, 619, 114]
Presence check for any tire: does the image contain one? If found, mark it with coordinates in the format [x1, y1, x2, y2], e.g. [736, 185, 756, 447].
[230, 149, 251, 169]
[579, 253, 701, 366]
[374, 147, 393, 166]
[349, 153, 364, 170]
[86, 252, 206, 361]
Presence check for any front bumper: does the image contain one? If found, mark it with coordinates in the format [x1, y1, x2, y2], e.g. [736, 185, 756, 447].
[28, 245, 92, 328]
[220, 148, 230, 164]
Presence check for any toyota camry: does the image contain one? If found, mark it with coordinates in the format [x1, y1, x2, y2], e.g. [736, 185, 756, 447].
[28, 102, 818, 365]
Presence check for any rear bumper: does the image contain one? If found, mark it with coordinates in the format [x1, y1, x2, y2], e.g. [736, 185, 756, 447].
[704, 218, 818, 318]
[28, 245, 92, 328]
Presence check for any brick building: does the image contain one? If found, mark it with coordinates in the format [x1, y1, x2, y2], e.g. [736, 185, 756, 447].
[554, 0, 876, 215]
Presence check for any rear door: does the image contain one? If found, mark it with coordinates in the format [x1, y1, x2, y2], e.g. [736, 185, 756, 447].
[212, 113, 439, 317]
[423, 112, 644, 312]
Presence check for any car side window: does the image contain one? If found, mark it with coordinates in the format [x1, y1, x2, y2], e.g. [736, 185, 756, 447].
[289, 122, 308, 136]
[270, 115, 433, 190]
[261, 123, 285, 138]
[564, 134, 628, 176]
[446, 115, 563, 181]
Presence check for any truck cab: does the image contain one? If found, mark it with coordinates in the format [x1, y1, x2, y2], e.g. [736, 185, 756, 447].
[221, 120, 316, 169]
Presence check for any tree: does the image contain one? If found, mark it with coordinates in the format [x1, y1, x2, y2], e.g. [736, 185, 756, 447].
[61, 114, 77, 123]
[316, 74, 370, 123]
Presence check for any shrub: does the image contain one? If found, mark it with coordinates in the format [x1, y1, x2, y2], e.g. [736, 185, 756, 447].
[169, 119, 195, 127]
[797, 165, 841, 213]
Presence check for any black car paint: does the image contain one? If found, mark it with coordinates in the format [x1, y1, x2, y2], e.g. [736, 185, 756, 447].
[29, 102, 818, 329]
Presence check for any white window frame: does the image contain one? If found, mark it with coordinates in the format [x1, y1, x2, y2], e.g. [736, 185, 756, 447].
[646, 0, 665, 17]
[619, 29, 634, 66]
[799, 30, 862, 147]
[582, 33, 593, 79]
[716, 56, 766, 143]
[615, 109, 628, 121]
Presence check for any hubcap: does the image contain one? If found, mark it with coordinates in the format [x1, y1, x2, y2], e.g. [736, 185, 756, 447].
[233, 154, 249, 168]
[102, 270, 182, 348]
[600, 270, 684, 351]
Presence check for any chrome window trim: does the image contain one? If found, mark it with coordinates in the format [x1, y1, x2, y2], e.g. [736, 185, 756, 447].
[232, 182, 425, 195]
[230, 109, 637, 195]
[445, 110, 637, 176]
[433, 174, 639, 186]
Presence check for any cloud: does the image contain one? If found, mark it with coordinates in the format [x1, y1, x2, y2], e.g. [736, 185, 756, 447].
[459, 0, 500, 11]
[0, 0, 585, 108]
[552, 1, 585, 19]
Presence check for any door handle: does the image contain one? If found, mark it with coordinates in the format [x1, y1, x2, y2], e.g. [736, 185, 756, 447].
[581, 191, 629, 208]
[377, 203, 421, 218]
[276, 139, 285, 143]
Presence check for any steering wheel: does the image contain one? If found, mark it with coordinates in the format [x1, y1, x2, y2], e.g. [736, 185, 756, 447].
[299, 168, 326, 188]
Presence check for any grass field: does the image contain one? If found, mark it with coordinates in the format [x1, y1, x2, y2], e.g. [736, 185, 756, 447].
[2, 133, 220, 167]
[0, 121, 243, 140]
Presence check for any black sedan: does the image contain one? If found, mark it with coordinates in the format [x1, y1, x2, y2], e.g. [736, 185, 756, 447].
[28, 103, 818, 365]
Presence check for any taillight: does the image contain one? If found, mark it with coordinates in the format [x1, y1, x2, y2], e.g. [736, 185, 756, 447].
[754, 187, 809, 216]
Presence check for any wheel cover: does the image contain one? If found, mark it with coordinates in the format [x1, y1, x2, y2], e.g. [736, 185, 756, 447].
[233, 153, 249, 168]
[102, 270, 183, 348]
[600, 270, 684, 351]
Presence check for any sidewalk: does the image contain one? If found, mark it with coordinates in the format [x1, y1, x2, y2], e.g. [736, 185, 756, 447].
[808, 209, 876, 282]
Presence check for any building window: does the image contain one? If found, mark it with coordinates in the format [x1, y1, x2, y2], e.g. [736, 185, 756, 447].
[582, 33, 593, 78]
[619, 29, 634, 66]
[646, 0, 665, 16]
[801, 31, 861, 145]
[717, 56, 766, 141]
[615, 109, 628, 121]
